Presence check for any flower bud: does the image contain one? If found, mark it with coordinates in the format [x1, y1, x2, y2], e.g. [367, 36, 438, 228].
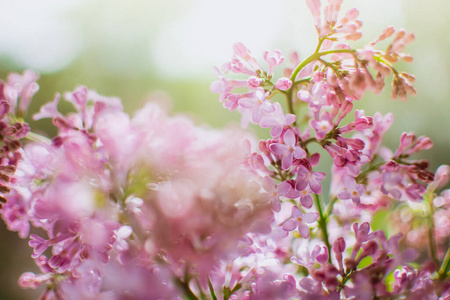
[333, 237, 346, 254]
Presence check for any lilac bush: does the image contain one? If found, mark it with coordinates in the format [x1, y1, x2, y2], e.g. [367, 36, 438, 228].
[1, 0, 449, 299]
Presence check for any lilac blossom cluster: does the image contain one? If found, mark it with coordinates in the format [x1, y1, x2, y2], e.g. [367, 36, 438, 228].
[0, 0, 449, 299]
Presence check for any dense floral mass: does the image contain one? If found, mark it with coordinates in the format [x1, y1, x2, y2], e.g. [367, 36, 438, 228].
[1, 0, 449, 299]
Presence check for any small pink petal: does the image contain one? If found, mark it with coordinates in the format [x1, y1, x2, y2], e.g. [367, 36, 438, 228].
[261, 101, 275, 113]
[338, 190, 351, 200]
[309, 179, 323, 194]
[310, 153, 321, 166]
[296, 179, 308, 192]
[300, 195, 313, 208]
[269, 143, 289, 155]
[285, 113, 296, 125]
[239, 97, 256, 109]
[281, 152, 293, 169]
[293, 147, 306, 159]
[282, 220, 297, 231]
[291, 205, 302, 218]
[276, 181, 291, 196]
[283, 129, 296, 147]
[298, 90, 311, 102]
[298, 223, 310, 238]
[312, 172, 326, 181]
[270, 126, 283, 138]
[252, 109, 263, 123]
[343, 175, 356, 189]
[303, 212, 319, 223]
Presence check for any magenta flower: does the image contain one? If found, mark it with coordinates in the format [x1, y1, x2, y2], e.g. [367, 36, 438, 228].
[282, 206, 319, 238]
[269, 129, 306, 169]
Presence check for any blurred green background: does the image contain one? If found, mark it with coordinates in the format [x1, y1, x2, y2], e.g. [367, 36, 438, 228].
[1, 0, 449, 298]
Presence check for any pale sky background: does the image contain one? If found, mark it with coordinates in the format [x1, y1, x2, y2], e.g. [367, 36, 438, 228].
[0, 0, 405, 77]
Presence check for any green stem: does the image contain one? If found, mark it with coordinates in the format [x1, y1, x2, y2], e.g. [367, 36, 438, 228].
[293, 77, 312, 86]
[173, 277, 198, 300]
[337, 269, 355, 292]
[325, 197, 338, 217]
[286, 89, 296, 121]
[425, 194, 440, 269]
[289, 49, 357, 84]
[314, 194, 332, 263]
[373, 56, 398, 75]
[178, 265, 198, 300]
[25, 131, 51, 144]
[314, 37, 325, 54]
[355, 161, 384, 183]
[438, 246, 450, 279]
[207, 277, 218, 300]
[284, 48, 357, 122]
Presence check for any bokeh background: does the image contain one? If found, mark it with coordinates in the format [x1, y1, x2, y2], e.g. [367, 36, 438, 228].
[1, 0, 449, 298]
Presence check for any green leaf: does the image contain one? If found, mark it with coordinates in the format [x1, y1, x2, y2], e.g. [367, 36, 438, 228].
[371, 209, 390, 235]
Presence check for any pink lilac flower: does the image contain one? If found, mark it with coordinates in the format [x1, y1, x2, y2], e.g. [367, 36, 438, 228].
[238, 88, 275, 123]
[291, 243, 328, 270]
[247, 269, 298, 299]
[4, 1, 449, 298]
[261, 176, 291, 212]
[282, 206, 319, 238]
[337, 175, 366, 204]
[264, 50, 284, 76]
[295, 165, 326, 194]
[227, 58, 257, 76]
[298, 82, 328, 115]
[259, 102, 296, 138]
[7, 70, 40, 114]
[269, 129, 306, 169]
[298, 187, 314, 208]
[310, 111, 334, 140]
[233, 42, 261, 72]
[247, 76, 263, 88]
[274, 77, 292, 91]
